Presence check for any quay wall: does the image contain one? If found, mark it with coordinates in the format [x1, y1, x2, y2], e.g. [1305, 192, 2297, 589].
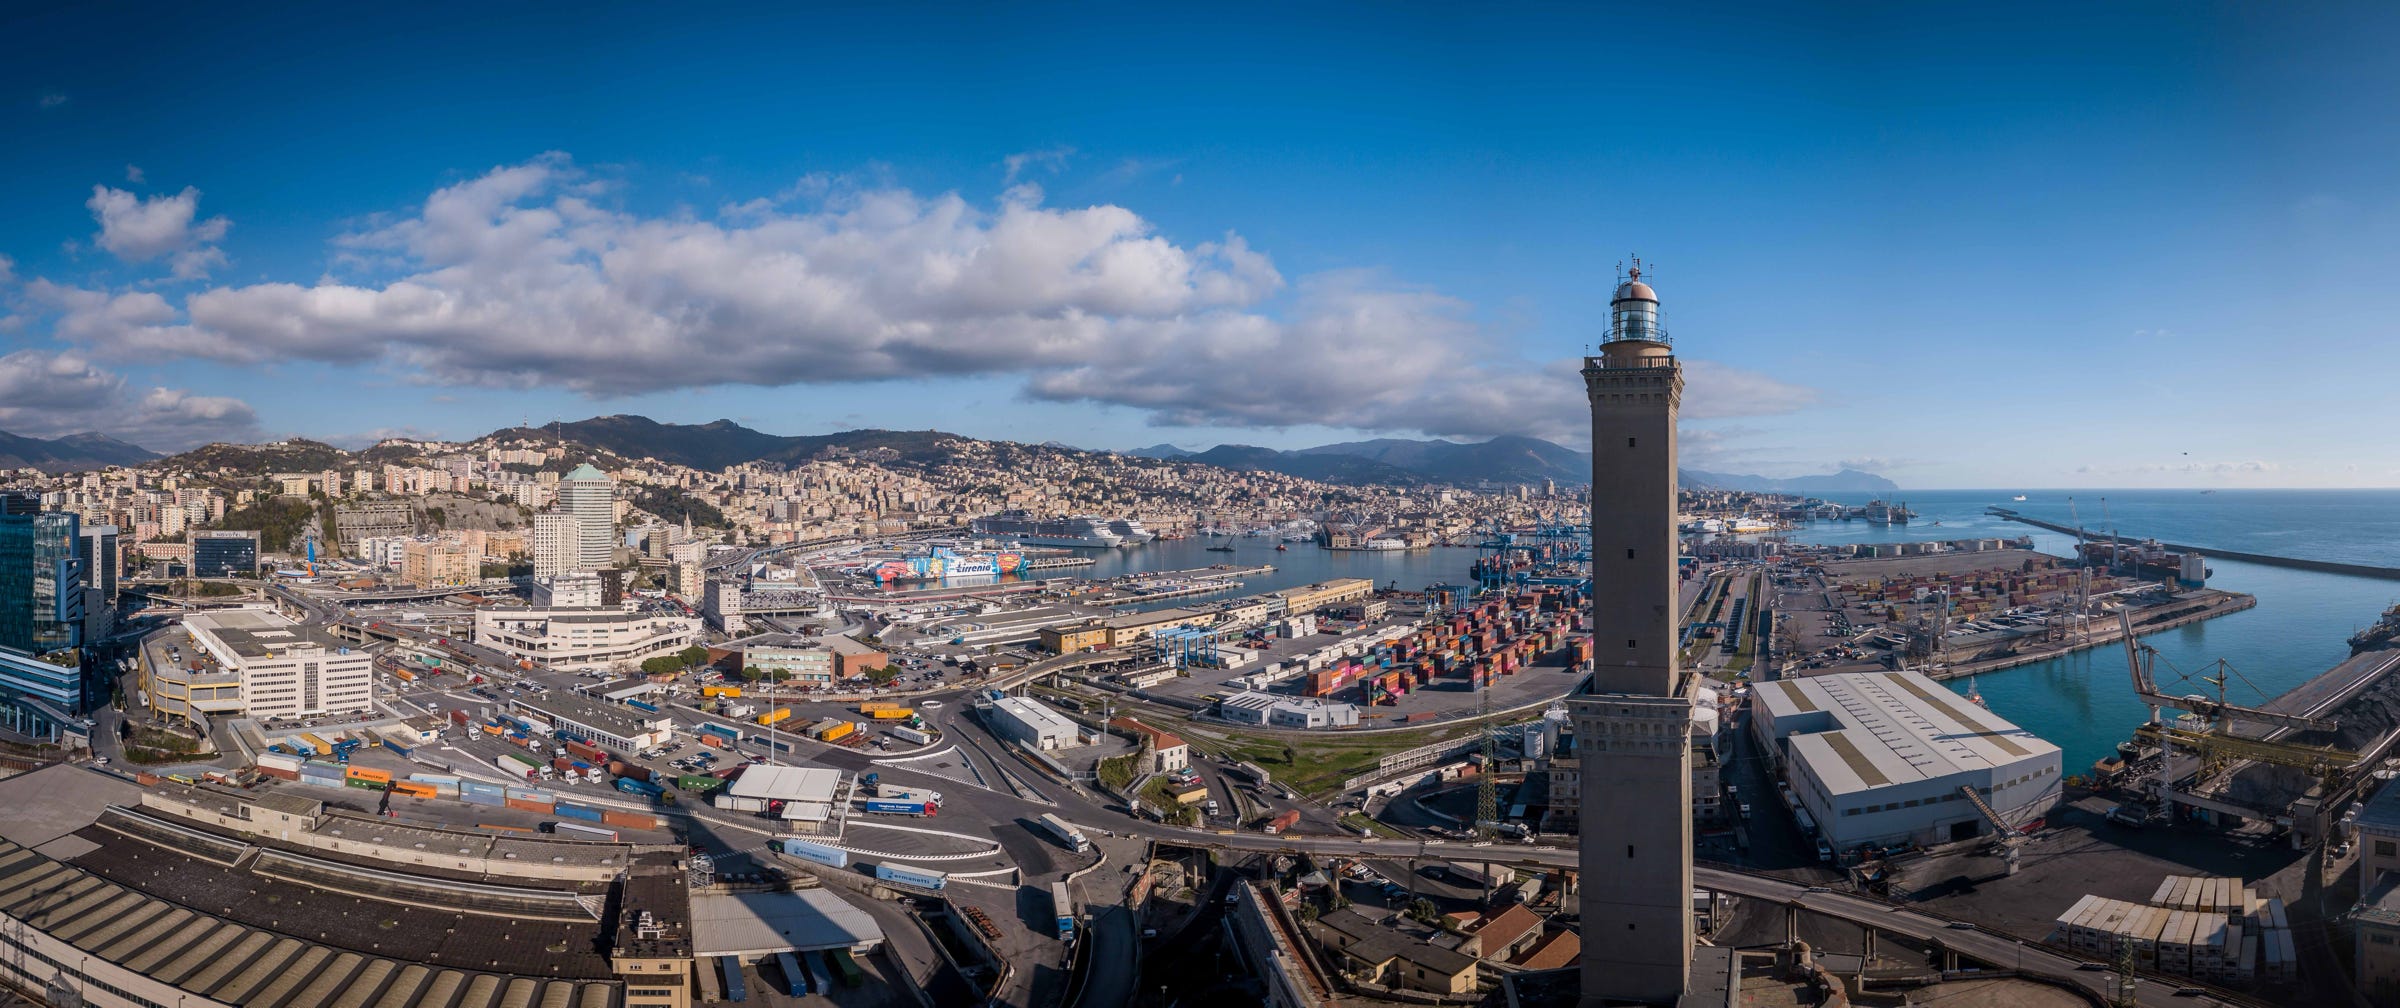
[1990, 509, 2400, 582]
[1925, 591, 2257, 681]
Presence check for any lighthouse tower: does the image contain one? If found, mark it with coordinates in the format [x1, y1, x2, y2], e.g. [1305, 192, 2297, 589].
[1573, 261, 1697, 1005]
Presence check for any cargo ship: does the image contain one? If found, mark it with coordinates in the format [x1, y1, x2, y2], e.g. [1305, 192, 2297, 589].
[2350, 603, 2400, 654]
[969, 510, 1128, 548]
[867, 546, 1025, 583]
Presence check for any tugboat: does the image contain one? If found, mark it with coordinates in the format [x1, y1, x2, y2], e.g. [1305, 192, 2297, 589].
[2350, 603, 2400, 654]
[1275, 543, 1288, 552]
[1966, 674, 1987, 709]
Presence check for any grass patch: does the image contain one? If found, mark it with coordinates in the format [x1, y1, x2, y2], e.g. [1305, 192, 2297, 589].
[1097, 754, 1138, 792]
[123, 727, 204, 765]
[1210, 727, 1470, 798]
[1340, 812, 1411, 838]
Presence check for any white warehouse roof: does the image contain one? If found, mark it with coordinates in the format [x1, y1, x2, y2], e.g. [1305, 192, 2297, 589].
[991, 696, 1079, 738]
[1754, 670, 2059, 798]
[726, 765, 846, 803]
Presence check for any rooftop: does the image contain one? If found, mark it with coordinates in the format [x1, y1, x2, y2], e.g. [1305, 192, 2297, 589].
[517, 692, 673, 738]
[992, 695, 1080, 737]
[185, 607, 358, 659]
[2356, 775, 2400, 837]
[725, 765, 845, 803]
[689, 888, 885, 956]
[612, 856, 695, 959]
[1312, 908, 1478, 978]
[1756, 670, 2059, 796]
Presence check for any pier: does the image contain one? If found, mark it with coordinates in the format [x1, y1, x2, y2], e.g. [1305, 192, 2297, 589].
[1916, 590, 2258, 682]
[1990, 507, 2400, 581]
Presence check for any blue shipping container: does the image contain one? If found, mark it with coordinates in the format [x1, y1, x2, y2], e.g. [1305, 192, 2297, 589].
[873, 863, 948, 890]
[699, 723, 740, 741]
[555, 802, 604, 822]
[616, 778, 664, 797]
[772, 837, 850, 869]
[862, 800, 931, 816]
[718, 956, 747, 1003]
[505, 787, 550, 801]
[461, 779, 504, 795]
[380, 739, 414, 758]
[774, 952, 807, 996]
[627, 700, 660, 713]
[408, 774, 461, 786]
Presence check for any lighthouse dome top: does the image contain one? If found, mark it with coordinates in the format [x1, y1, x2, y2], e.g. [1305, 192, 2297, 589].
[1613, 265, 1657, 304]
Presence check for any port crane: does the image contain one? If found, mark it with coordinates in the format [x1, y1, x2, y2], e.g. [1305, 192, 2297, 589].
[2117, 608, 2360, 837]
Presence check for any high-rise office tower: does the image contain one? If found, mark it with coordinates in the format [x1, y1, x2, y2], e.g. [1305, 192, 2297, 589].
[77, 524, 119, 642]
[0, 492, 83, 657]
[558, 463, 617, 572]
[1573, 263, 1696, 1005]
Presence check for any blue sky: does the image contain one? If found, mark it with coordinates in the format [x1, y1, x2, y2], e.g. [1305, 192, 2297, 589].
[2, 3, 2395, 487]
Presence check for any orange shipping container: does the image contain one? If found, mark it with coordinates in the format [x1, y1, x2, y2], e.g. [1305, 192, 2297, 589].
[505, 797, 552, 813]
[600, 808, 659, 830]
[345, 767, 393, 784]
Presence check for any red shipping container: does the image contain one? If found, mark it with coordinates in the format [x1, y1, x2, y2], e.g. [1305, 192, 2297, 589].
[600, 808, 658, 830]
[259, 766, 300, 781]
[505, 797, 552, 813]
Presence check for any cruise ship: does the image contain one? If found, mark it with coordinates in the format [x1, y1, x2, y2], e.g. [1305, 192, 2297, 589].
[1105, 518, 1157, 544]
[970, 510, 1127, 548]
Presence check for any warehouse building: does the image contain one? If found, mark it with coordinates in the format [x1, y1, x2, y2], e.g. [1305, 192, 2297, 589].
[1217, 691, 1361, 728]
[515, 693, 678, 752]
[987, 695, 1081, 750]
[1752, 670, 2061, 851]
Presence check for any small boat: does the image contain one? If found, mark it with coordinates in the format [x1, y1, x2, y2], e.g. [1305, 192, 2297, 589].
[1205, 545, 1237, 553]
[1966, 675, 1986, 708]
[2011, 494, 2027, 502]
[1275, 543, 1288, 551]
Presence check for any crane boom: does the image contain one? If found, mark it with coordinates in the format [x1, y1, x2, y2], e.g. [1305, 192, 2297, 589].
[2117, 608, 2337, 732]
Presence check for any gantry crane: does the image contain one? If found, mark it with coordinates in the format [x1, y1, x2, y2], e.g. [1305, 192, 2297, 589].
[2118, 608, 2360, 837]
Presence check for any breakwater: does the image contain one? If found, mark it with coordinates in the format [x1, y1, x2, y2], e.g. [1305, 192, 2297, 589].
[1988, 508, 2400, 582]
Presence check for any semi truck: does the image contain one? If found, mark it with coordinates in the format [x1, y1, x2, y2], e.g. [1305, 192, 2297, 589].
[499, 752, 541, 780]
[872, 863, 948, 890]
[616, 777, 666, 800]
[1050, 882, 1075, 941]
[1034, 813, 1091, 853]
[861, 799, 937, 817]
[875, 783, 943, 803]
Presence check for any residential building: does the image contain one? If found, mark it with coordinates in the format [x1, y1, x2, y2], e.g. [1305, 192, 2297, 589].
[400, 538, 477, 587]
[559, 463, 618, 572]
[182, 607, 374, 719]
[532, 512, 581, 577]
[474, 607, 702, 672]
[191, 529, 259, 578]
[987, 696, 1079, 750]
[1311, 909, 1479, 996]
[1110, 717, 1190, 774]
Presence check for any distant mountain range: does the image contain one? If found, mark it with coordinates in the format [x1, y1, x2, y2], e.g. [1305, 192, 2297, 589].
[59, 413, 1896, 495]
[1129, 437, 1898, 493]
[1681, 467, 1899, 494]
[0, 430, 158, 472]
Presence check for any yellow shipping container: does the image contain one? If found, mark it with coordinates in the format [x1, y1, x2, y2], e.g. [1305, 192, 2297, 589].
[869, 708, 914, 720]
[1171, 785, 1208, 805]
[702, 685, 742, 698]
[757, 708, 792, 725]
[299, 733, 333, 756]
[859, 701, 902, 713]
[823, 721, 855, 741]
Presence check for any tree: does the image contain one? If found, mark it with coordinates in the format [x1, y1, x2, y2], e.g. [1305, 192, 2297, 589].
[677, 645, 709, 667]
[641, 655, 683, 676]
[1295, 902, 1320, 923]
[867, 665, 900, 685]
[741, 665, 767, 682]
[1407, 898, 1439, 923]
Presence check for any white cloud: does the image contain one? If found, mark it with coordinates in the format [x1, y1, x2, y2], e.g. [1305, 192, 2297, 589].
[125, 164, 144, 184]
[29, 154, 1820, 445]
[0, 349, 259, 449]
[0, 254, 14, 285]
[1002, 146, 1074, 183]
[37, 92, 66, 108]
[85, 184, 230, 278]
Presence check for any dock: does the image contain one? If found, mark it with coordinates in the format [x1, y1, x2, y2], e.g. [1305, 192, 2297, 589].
[1021, 555, 1094, 570]
[1912, 590, 2257, 681]
[1084, 579, 1248, 607]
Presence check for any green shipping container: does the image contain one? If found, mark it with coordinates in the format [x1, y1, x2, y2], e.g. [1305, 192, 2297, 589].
[675, 775, 725, 793]
[345, 777, 387, 791]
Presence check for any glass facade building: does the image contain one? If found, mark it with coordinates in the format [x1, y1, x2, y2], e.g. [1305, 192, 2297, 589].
[191, 530, 259, 578]
[0, 500, 83, 657]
